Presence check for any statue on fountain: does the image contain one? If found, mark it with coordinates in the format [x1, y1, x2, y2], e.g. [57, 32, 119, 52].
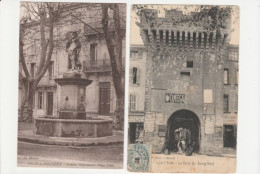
[66, 31, 82, 71]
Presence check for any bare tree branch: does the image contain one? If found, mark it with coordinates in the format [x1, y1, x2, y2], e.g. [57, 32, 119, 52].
[19, 32, 30, 79]
[68, 11, 101, 34]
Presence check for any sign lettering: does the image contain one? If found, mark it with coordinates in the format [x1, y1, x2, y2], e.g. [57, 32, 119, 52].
[165, 93, 185, 103]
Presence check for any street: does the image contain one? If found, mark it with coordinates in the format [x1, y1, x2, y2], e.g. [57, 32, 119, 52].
[18, 141, 123, 169]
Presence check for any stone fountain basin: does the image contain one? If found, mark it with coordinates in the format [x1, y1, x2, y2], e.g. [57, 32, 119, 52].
[34, 116, 113, 138]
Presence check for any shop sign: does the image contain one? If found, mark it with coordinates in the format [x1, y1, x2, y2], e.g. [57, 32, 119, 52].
[128, 116, 144, 123]
[158, 125, 166, 137]
[145, 132, 154, 137]
[223, 114, 237, 124]
[165, 93, 185, 103]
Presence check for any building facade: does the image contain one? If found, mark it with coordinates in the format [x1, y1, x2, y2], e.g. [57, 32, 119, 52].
[128, 9, 238, 156]
[19, 3, 126, 119]
[128, 45, 147, 143]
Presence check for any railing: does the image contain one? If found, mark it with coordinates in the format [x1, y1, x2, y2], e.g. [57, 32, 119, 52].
[83, 59, 111, 72]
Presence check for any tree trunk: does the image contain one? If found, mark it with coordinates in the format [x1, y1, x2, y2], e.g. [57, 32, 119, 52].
[114, 96, 124, 130]
[19, 81, 35, 123]
[102, 4, 125, 130]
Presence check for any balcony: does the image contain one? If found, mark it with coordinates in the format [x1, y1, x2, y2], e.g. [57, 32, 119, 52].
[83, 59, 111, 73]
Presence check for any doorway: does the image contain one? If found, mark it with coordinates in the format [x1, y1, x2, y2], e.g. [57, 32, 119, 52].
[99, 82, 110, 115]
[224, 125, 236, 149]
[129, 123, 144, 144]
[165, 109, 201, 153]
[47, 92, 53, 115]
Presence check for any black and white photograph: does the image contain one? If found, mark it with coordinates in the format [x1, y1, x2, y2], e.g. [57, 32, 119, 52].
[17, 2, 126, 169]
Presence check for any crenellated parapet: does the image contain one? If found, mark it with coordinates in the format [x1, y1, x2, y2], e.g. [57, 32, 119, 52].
[141, 29, 229, 52]
[138, 8, 231, 53]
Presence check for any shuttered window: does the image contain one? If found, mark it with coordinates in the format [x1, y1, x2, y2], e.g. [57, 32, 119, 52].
[38, 92, 44, 109]
[130, 94, 136, 111]
[224, 69, 229, 85]
[223, 94, 229, 113]
[130, 67, 140, 85]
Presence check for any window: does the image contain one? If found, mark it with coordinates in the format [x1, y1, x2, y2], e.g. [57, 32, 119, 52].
[130, 67, 140, 85]
[30, 63, 35, 78]
[90, 43, 98, 64]
[48, 61, 54, 77]
[138, 50, 143, 59]
[228, 51, 238, 61]
[33, 94, 35, 109]
[180, 72, 190, 76]
[133, 67, 138, 84]
[224, 69, 229, 85]
[130, 50, 143, 59]
[233, 51, 238, 61]
[131, 67, 140, 85]
[38, 92, 44, 109]
[187, 60, 193, 68]
[130, 51, 138, 59]
[130, 94, 136, 111]
[223, 94, 229, 113]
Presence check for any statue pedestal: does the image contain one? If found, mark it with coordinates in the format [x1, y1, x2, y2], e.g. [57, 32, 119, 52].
[34, 71, 113, 138]
[55, 71, 92, 119]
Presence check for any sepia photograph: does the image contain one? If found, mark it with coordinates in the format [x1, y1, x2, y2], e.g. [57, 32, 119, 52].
[1, 0, 260, 174]
[17, 2, 126, 169]
[128, 4, 239, 173]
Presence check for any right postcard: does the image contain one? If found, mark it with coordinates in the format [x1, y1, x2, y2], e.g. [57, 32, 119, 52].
[128, 4, 239, 173]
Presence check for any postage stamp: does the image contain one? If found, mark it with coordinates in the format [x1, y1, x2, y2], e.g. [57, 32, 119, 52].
[128, 144, 150, 172]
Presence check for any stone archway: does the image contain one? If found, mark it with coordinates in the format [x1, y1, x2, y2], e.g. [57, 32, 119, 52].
[164, 109, 201, 153]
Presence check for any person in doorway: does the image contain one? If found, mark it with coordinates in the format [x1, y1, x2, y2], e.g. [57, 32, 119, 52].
[185, 140, 193, 156]
[136, 130, 144, 144]
[181, 138, 186, 153]
[192, 141, 196, 156]
[177, 140, 183, 154]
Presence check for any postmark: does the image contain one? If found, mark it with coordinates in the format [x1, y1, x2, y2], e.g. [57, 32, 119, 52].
[128, 144, 150, 172]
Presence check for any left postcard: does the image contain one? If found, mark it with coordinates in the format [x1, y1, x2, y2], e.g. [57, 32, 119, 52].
[18, 2, 126, 169]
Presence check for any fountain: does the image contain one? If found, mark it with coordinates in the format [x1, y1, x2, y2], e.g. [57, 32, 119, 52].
[33, 31, 113, 138]
[34, 71, 113, 138]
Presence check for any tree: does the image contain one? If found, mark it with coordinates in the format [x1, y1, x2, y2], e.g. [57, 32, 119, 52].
[19, 3, 126, 129]
[101, 4, 125, 130]
[19, 2, 65, 122]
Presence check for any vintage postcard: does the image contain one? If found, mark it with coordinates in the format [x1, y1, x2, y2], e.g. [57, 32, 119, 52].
[128, 4, 239, 173]
[18, 2, 126, 169]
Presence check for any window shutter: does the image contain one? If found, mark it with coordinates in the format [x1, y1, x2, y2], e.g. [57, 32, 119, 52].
[129, 67, 133, 83]
[130, 94, 136, 111]
[137, 68, 141, 85]
[132, 67, 137, 84]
